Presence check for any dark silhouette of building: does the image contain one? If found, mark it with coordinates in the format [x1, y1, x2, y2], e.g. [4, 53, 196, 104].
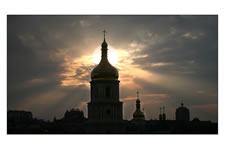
[88, 30, 123, 121]
[7, 110, 47, 134]
[63, 108, 86, 122]
[8, 110, 33, 123]
[132, 91, 145, 120]
[7, 105, 217, 134]
[176, 102, 190, 121]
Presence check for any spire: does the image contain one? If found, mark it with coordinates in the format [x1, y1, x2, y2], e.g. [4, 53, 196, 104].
[136, 91, 140, 110]
[162, 106, 166, 120]
[101, 30, 108, 58]
[159, 107, 162, 120]
[103, 29, 106, 41]
[181, 100, 184, 107]
[137, 90, 139, 99]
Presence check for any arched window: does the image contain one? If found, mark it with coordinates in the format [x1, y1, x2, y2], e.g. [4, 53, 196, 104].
[105, 86, 110, 98]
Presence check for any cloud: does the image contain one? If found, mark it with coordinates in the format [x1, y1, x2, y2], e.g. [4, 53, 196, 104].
[79, 20, 91, 27]
[151, 62, 175, 67]
[59, 54, 94, 87]
[7, 15, 218, 122]
[182, 32, 205, 40]
[196, 90, 205, 94]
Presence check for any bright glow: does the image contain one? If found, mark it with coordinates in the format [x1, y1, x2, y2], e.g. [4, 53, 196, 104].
[93, 46, 118, 65]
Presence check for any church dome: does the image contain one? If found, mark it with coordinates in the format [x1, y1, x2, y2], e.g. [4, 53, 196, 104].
[133, 109, 145, 120]
[132, 91, 145, 120]
[136, 98, 140, 104]
[91, 31, 119, 81]
[91, 59, 119, 80]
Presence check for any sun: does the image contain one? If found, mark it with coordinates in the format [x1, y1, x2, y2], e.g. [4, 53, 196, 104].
[93, 46, 119, 65]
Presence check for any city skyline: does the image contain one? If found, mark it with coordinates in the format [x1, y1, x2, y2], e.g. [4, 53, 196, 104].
[7, 15, 218, 122]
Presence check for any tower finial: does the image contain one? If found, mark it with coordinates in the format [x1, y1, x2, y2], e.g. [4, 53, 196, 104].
[181, 100, 184, 107]
[103, 29, 106, 40]
[159, 107, 162, 120]
[162, 106, 166, 120]
[137, 90, 139, 99]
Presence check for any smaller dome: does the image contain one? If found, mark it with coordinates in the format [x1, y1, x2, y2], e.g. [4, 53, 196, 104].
[101, 39, 108, 48]
[177, 106, 189, 111]
[192, 118, 200, 122]
[136, 99, 140, 104]
[133, 110, 145, 120]
[178, 102, 189, 111]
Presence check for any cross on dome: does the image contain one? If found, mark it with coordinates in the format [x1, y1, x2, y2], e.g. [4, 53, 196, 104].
[181, 100, 184, 107]
[103, 30, 106, 40]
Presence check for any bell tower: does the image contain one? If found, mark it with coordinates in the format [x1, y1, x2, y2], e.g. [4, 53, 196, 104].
[88, 31, 123, 121]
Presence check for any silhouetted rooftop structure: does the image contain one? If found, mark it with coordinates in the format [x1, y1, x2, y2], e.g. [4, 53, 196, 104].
[8, 110, 33, 123]
[63, 108, 85, 122]
[176, 101, 190, 121]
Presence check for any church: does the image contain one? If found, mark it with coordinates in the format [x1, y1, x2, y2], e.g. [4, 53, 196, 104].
[88, 31, 123, 122]
[88, 31, 146, 122]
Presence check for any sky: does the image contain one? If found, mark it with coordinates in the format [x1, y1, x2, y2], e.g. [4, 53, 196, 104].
[7, 15, 218, 122]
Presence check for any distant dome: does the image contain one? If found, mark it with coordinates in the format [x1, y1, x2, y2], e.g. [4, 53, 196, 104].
[192, 118, 200, 122]
[136, 99, 140, 104]
[91, 35, 119, 81]
[133, 109, 145, 120]
[177, 102, 189, 111]
[132, 91, 145, 120]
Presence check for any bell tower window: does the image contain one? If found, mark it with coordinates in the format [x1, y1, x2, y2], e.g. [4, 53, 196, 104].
[106, 109, 111, 115]
[105, 86, 110, 98]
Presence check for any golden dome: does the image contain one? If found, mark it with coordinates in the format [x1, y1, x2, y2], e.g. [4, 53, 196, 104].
[91, 32, 119, 81]
[91, 58, 119, 80]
